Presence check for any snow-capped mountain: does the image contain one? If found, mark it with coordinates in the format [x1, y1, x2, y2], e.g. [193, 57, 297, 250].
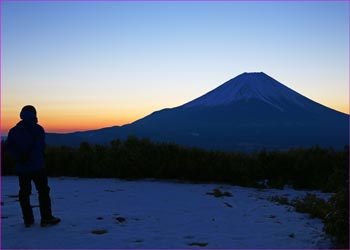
[182, 72, 320, 112]
[46, 72, 349, 151]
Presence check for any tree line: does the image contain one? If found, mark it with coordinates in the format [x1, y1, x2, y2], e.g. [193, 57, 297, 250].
[1, 136, 348, 192]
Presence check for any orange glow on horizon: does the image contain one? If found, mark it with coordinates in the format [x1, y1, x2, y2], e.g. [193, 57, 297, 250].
[2, 103, 349, 136]
[329, 104, 349, 116]
[41, 117, 134, 134]
[1, 113, 139, 135]
[1, 103, 155, 136]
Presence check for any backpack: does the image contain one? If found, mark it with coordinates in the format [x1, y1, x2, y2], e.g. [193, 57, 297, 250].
[8, 123, 36, 164]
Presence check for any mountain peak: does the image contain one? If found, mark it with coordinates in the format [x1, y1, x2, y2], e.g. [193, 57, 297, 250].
[242, 71, 266, 75]
[233, 72, 273, 88]
[182, 72, 305, 111]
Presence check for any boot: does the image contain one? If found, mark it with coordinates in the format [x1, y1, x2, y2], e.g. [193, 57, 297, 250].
[24, 218, 34, 228]
[40, 216, 61, 227]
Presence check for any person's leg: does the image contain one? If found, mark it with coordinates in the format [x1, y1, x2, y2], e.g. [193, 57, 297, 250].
[32, 170, 60, 226]
[18, 174, 34, 227]
[32, 170, 52, 220]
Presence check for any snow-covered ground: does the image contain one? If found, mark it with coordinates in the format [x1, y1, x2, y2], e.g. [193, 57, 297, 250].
[1, 176, 332, 249]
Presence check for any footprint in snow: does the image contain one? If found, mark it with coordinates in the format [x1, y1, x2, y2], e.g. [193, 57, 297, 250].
[91, 229, 108, 235]
[289, 233, 296, 238]
[116, 217, 126, 223]
[188, 242, 208, 247]
[184, 235, 195, 239]
[104, 189, 115, 193]
[224, 202, 233, 208]
[134, 239, 144, 243]
[206, 188, 232, 198]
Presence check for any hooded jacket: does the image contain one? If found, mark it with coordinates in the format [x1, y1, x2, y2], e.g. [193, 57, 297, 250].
[7, 110, 46, 173]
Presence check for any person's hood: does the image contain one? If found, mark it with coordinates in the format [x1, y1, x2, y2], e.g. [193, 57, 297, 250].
[20, 110, 38, 124]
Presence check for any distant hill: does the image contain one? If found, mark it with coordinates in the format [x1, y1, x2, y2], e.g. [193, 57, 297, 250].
[47, 72, 349, 151]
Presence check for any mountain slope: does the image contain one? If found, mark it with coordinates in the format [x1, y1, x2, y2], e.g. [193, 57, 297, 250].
[182, 72, 327, 113]
[46, 72, 349, 151]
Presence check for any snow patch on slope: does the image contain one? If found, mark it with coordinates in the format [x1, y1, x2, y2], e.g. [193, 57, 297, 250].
[183, 72, 311, 111]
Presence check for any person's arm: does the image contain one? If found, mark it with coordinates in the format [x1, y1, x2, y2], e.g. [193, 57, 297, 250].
[36, 125, 46, 154]
[6, 129, 21, 161]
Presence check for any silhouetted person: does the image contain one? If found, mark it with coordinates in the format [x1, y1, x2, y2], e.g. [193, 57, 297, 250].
[7, 105, 60, 227]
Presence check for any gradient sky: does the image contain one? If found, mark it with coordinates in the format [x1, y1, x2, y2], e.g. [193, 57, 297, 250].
[1, 1, 349, 135]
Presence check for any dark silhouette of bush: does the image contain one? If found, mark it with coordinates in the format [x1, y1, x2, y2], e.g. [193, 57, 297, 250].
[324, 187, 349, 248]
[2, 138, 348, 192]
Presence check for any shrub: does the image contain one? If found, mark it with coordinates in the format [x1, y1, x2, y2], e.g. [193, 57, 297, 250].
[292, 193, 330, 219]
[269, 192, 348, 249]
[324, 187, 349, 249]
